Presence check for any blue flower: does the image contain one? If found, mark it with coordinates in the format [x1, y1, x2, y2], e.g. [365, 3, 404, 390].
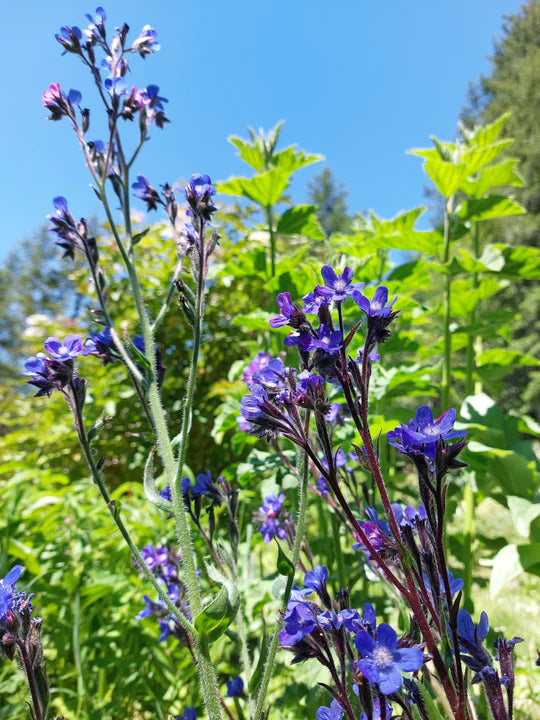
[316, 699, 344, 720]
[83, 327, 114, 357]
[353, 286, 397, 318]
[270, 292, 297, 328]
[85, 7, 106, 40]
[132, 335, 145, 353]
[355, 622, 423, 694]
[55, 25, 83, 54]
[104, 76, 129, 97]
[456, 609, 492, 675]
[401, 505, 427, 527]
[243, 352, 271, 384]
[185, 174, 217, 221]
[307, 324, 342, 355]
[360, 698, 393, 720]
[423, 571, 464, 600]
[387, 405, 466, 459]
[0, 566, 23, 620]
[133, 25, 160, 57]
[319, 265, 364, 303]
[132, 175, 162, 212]
[302, 286, 333, 314]
[177, 709, 196, 720]
[226, 675, 244, 698]
[44, 334, 83, 361]
[278, 599, 318, 645]
[43, 84, 81, 121]
[191, 471, 213, 498]
[258, 494, 287, 543]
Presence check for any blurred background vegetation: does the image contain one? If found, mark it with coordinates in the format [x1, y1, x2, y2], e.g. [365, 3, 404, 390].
[0, 3, 539, 719]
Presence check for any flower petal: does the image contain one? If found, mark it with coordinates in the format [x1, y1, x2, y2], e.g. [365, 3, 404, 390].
[2, 565, 23, 586]
[355, 629, 376, 655]
[393, 646, 424, 672]
[376, 623, 397, 651]
[377, 665, 403, 695]
[321, 265, 338, 287]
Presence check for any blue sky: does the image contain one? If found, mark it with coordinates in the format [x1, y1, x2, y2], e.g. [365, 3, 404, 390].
[2, 0, 523, 259]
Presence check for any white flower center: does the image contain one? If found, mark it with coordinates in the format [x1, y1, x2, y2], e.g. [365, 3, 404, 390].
[373, 645, 394, 669]
[423, 424, 440, 436]
[334, 279, 346, 291]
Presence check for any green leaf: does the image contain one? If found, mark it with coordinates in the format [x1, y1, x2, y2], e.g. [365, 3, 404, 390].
[218, 167, 291, 206]
[461, 139, 514, 175]
[507, 497, 540, 538]
[492, 244, 540, 279]
[456, 245, 505, 273]
[423, 158, 467, 197]
[490, 543, 540, 597]
[271, 146, 323, 175]
[142, 448, 171, 512]
[195, 564, 240, 643]
[132, 228, 149, 246]
[457, 195, 525, 222]
[477, 348, 539, 368]
[461, 112, 510, 148]
[416, 682, 447, 720]
[461, 158, 524, 198]
[249, 626, 269, 693]
[276, 205, 325, 240]
[228, 135, 265, 172]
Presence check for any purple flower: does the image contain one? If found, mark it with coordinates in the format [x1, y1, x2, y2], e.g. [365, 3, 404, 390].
[303, 565, 328, 595]
[279, 599, 318, 646]
[283, 330, 313, 351]
[296, 370, 324, 394]
[177, 709, 196, 720]
[319, 265, 364, 303]
[44, 334, 83, 361]
[43, 83, 80, 121]
[423, 571, 464, 600]
[356, 346, 380, 364]
[243, 352, 271, 384]
[55, 25, 83, 54]
[83, 327, 114, 358]
[353, 286, 397, 318]
[0, 566, 23, 620]
[270, 292, 296, 328]
[185, 174, 217, 221]
[401, 505, 427, 527]
[326, 402, 340, 423]
[387, 405, 466, 459]
[456, 610, 494, 678]
[132, 175, 162, 211]
[226, 675, 244, 698]
[258, 493, 287, 543]
[191, 471, 213, 498]
[307, 324, 342, 355]
[355, 623, 423, 694]
[302, 286, 333, 314]
[104, 76, 129, 97]
[132, 335, 145, 353]
[316, 699, 344, 720]
[132, 25, 160, 57]
[85, 7, 106, 40]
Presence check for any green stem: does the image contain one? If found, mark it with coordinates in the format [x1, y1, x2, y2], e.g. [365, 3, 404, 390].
[253, 445, 310, 720]
[441, 196, 454, 410]
[70, 388, 195, 636]
[73, 591, 86, 719]
[266, 205, 276, 277]
[465, 223, 480, 397]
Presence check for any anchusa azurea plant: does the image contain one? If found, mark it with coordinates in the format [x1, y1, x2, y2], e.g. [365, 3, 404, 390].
[0, 567, 50, 720]
[11, 5, 529, 720]
[237, 264, 525, 720]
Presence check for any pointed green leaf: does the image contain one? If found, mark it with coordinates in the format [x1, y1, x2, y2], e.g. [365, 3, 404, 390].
[195, 564, 240, 643]
[143, 448, 171, 512]
[416, 682, 447, 720]
[492, 244, 540, 279]
[457, 195, 525, 222]
[462, 112, 511, 148]
[228, 136, 266, 172]
[218, 167, 291, 206]
[276, 205, 325, 240]
[461, 158, 524, 198]
[249, 626, 269, 693]
[490, 543, 540, 597]
[271, 146, 323, 175]
[461, 139, 514, 175]
[507, 497, 540, 538]
[423, 159, 467, 197]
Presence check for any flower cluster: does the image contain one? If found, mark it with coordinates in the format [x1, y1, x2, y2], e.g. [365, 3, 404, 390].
[255, 494, 288, 543]
[51, 8, 167, 130]
[135, 544, 190, 643]
[279, 566, 423, 713]
[387, 405, 466, 461]
[24, 335, 84, 397]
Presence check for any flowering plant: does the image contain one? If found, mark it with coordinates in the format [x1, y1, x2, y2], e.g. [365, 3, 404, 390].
[6, 6, 533, 720]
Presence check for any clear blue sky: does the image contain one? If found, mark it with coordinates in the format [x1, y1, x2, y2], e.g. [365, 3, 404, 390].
[2, 0, 523, 259]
